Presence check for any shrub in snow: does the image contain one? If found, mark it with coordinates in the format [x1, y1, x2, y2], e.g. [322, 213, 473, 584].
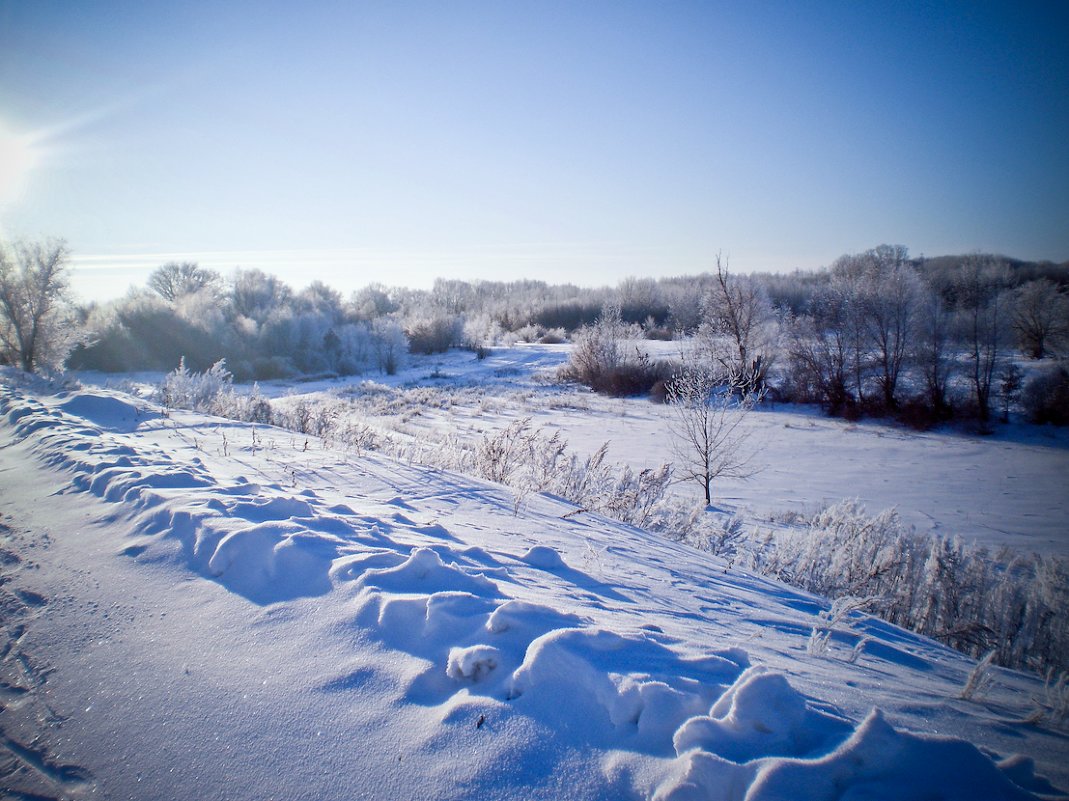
[563, 303, 625, 385]
[757, 499, 1069, 674]
[538, 327, 567, 344]
[157, 358, 280, 426]
[512, 323, 543, 343]
[1020, 363, 1069, 425]
[472, 417, 563, 485]
[559, 303, 675, 397]
[220, 385, 274, 425]
[396, 417, 675, 535]
[997, 363, 1024, 423]
[158, 357, 232, 411]
[406, 313, 463, 355]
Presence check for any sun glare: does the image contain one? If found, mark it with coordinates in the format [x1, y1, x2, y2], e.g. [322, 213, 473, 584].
[0, 121, 43, 206]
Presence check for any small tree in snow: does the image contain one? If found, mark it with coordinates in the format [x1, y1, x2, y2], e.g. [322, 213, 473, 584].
[666, 367, 763, 506]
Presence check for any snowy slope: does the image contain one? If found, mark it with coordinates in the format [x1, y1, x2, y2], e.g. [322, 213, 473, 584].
[1, 376, 1066, 800]
[203, 344, 1069, 555]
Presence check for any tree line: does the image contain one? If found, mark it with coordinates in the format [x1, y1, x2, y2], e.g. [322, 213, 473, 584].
[2, 238, 1067, 425]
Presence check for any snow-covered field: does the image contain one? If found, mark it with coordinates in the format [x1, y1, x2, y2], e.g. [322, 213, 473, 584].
[2, 364, 1068, 800]
[242, 345, 1069, 555]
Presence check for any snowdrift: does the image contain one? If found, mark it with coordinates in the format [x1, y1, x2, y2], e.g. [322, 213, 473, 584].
[0, 378, 1065, 801]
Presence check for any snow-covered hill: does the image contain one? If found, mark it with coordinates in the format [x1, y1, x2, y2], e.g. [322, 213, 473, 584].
[1, 376, 1066, 800]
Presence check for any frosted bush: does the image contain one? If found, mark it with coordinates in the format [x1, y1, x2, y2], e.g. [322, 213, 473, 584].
[158, 357, 232, 411]
[472, 418, 561, 485]
[757, 499, 1069, 673]
[512, 323, 543, 343]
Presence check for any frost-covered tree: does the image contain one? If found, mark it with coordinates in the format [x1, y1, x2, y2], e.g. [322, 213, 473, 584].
[666, 366, 762, 506]
[1020, 363, 1069, 425]
[0, 238, 80, 372]
[406, 312, 463, 354]
[697, 255, 777, 394]
[371, 318, 407, 375]
[784, 285, 853, 413]
[666, 282, 706, 334]
[955, 255, 1012, 424]
[230, 268, 292, 324]
[350, 283, 399, 320]
[914, 289, 955, 415]
[295, 280, 344, 322]
[431, 278, 476, 316]
[617, 275, 665, 324]
[1013, 278, 1069, 359]
[148, 261, 221, 302]
[860, 245, 921, 410]
[829, 255, 870, 406]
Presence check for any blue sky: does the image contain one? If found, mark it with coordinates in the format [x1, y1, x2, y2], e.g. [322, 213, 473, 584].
[1, 1, 1067, 301]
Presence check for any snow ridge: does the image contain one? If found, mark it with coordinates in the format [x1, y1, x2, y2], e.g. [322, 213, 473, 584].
[0, 382, 1062, 800]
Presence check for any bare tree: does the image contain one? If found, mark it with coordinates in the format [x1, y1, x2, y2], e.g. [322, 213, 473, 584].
[666, 367, 763, 506]
[148, 261, 221, 302]
[1013, 278, 1069, 359]
[370, 317, 407, 375]
[785, 284, 853, 414]
[698, 254, 776, 394]
[0, 239, 78, 372]
[820, 245, 924, 412]
[914, 290, 954, 415]
[955, 255, 1012, 425]
[830, 254, 870, 406]
[617, 275, 661, 322]
[861, 245, 921, 410]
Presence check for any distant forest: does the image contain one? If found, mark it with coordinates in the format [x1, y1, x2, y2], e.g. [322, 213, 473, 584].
[52, 246, 1069, 427]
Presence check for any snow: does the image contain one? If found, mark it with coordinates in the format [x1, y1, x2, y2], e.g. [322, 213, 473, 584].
[173, 342, 1068, 555]
[1, 370, 1067, 800]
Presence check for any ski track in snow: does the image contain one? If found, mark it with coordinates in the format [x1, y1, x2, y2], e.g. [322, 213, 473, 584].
[0, 377, 1067, 800]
